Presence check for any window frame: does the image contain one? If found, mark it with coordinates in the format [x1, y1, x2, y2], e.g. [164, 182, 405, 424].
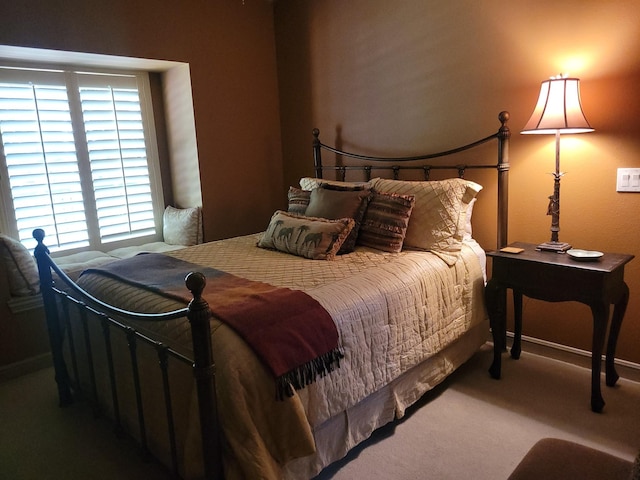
[0, 61, 166, 255]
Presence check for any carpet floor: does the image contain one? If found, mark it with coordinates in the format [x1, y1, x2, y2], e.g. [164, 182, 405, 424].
[2, 343, 639, 479]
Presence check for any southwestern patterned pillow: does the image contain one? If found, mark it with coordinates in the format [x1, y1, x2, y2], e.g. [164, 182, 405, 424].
[287, 186, 311, 215]
[357, 191, 416, 253]
[258, 211, 355, 260]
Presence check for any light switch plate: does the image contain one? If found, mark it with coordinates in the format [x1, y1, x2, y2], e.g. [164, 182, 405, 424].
[616, 168, 640, 192]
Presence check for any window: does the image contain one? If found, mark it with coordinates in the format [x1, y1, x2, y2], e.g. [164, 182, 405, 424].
[0, 65, 164, 253]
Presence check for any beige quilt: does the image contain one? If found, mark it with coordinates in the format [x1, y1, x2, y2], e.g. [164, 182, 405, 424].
[76, 233, 487, 479]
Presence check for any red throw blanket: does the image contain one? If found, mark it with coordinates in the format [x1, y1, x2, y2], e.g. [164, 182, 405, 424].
[81, 253, 343, 399]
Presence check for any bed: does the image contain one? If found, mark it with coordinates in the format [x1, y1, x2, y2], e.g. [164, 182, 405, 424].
[34, 111, 511, 480]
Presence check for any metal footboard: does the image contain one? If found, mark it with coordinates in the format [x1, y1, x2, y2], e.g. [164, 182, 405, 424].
[33, 229, 222, 480]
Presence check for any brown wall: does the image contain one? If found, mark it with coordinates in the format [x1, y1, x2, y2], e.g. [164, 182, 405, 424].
[1, 0, 639, 365]
[0, 0, 284, 241]
[274, 0, 640, 363]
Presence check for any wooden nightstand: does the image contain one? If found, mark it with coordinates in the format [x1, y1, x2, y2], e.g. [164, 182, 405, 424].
[485, 242, 634, 412]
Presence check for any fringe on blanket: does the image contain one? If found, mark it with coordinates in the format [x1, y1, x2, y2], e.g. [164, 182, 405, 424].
[276, 348, 345, 400]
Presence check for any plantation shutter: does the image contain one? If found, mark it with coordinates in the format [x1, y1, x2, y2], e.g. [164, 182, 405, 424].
[0, 69, 89, 251]
[77, 73, 156, 243]
[0, 67, 161, 253]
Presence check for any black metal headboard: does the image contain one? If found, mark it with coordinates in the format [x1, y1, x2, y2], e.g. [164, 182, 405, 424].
[312, 111, 511, 249]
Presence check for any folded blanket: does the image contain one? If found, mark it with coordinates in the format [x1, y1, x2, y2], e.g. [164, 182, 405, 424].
[82, 253, 343, 399]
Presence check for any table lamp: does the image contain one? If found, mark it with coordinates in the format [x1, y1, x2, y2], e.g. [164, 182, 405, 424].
[521, 75, 594, 252]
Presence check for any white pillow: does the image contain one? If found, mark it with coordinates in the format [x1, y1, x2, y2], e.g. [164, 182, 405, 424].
[0, 234, 40, 296]
[463, 197, 477, 241]
[162, 206, 203, 246]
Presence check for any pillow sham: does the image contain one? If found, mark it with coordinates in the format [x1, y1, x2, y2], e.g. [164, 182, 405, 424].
[0, 234, 40, 296]
[357, 191, 416, 253]
[257, 211, 355, 260]
[463, 197, 476, 241]
[163, 205, 203, 246]
[287, 186, 311, 215]
[299, 177, 376, 191]
[371, 178, 482, 264]
[305, 187, 372, 254]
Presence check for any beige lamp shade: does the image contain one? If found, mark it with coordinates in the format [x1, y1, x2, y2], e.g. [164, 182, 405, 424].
[521, 76, 594, 135]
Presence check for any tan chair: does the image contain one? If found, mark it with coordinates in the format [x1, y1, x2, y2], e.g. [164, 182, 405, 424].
[508, 438, 638, 480]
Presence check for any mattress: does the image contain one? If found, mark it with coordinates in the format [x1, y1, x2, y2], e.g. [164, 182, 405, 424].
[75, 233, 488, 479]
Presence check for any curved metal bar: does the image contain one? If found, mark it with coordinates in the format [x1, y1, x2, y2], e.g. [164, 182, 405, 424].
[33, 229, 189, 322]
[315, 131, 501, 163]
[312, 111, 511, 249]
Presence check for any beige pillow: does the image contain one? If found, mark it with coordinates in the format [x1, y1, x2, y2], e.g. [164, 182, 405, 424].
[299, 177, 376, 191]
[258, 211, 355, 260]
[162, 206, 203, 246]
[0, 234, 40, 296]
[371, 178, 482, 264]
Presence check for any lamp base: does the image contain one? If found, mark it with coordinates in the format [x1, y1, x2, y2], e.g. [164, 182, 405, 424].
[536, 241, 572, 253]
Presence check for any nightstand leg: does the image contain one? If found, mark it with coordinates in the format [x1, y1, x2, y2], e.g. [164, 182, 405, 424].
[605, 282, 629, 387]
[511, 291, 522, 360]
[485, 279, 506, 379]
[589, 302, 609, 413]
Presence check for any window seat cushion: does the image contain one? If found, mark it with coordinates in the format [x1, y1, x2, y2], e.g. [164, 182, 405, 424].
[53, 242, 187, 281]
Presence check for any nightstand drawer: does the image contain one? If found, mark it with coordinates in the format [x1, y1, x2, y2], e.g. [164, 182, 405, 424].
[493, 259, 611, 303]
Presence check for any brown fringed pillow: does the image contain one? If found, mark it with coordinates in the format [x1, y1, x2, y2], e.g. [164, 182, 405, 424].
[358, 191, 416, 253]
[258, 211, 355, 260]
[305, 186, 372, 254]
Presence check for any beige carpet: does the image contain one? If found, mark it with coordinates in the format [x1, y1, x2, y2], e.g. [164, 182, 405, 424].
[2, 343, 639, 479]
[315, 343, 640, 479]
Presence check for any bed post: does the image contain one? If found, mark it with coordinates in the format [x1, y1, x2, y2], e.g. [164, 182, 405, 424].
[33, 229, 73, 407]
[312, 128, 323, 179]
[185, 272, 223, 480]
[496, 111, 511, 249]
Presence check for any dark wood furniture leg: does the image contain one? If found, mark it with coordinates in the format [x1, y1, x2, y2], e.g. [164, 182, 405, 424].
[589, 301, 609, 413]
[511, 291, 523, 360]
[606, 283, 629, 387]
[485, 279, 506, 379]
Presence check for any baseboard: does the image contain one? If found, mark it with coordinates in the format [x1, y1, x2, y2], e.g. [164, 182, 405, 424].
[506, 332, 640, 384]
[0, 353, 52, 383]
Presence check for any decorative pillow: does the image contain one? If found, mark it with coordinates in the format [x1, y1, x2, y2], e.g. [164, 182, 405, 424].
[371, 178, 482, 264]
[357, 191, 416, 253]
[0, 234, 40, 296]
[287, 186, 311, 215]
[257, 211, 355, 260]
[299, 177, 376, 191]
[305, 186, 372, 254]
[163, 206, 203, 246]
